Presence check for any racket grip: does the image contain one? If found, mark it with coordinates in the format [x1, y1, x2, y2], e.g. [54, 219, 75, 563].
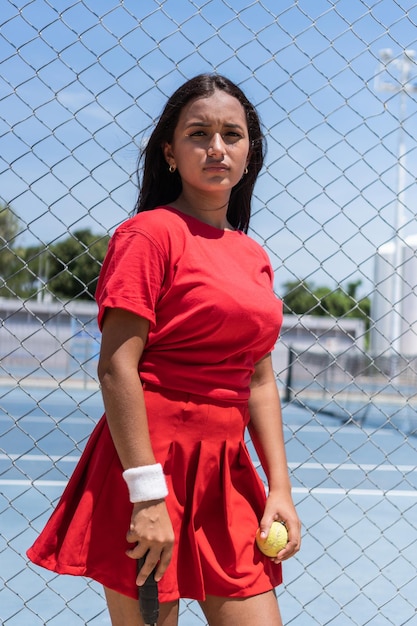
[137, 555, 159, 626]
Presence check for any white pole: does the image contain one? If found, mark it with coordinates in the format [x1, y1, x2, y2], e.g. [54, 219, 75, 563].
[375, 50, 417, 357]
[391, 72, 407, 354]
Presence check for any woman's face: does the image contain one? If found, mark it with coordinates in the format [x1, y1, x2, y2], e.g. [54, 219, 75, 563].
[163, 90, 251, 197]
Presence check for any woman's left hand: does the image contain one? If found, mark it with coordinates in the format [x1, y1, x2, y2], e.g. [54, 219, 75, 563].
[258, 491, 301, 563]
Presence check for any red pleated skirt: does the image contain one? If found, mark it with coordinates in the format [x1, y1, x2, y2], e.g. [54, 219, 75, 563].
[27, 384, 282, 602]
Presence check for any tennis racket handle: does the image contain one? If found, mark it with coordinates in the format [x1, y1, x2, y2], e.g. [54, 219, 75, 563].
[137, 555, 159, 626]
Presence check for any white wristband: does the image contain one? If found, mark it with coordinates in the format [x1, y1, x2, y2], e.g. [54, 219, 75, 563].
[122, 463, 168, 503]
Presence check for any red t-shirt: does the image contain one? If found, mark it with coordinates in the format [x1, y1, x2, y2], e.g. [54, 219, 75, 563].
[96, 206, 282, 401]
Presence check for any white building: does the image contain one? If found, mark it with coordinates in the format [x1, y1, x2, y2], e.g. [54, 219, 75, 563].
[371, 235, 417, 356]
[0, 298, 366, 385]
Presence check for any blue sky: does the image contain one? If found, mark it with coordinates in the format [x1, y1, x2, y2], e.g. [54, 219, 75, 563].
[1, 0, 417, 296]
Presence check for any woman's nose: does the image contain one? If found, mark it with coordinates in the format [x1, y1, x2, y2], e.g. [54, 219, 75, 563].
[207, 133, 225, 156]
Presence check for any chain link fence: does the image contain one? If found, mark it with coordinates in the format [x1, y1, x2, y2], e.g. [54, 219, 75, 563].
[1, 1, 417, 624]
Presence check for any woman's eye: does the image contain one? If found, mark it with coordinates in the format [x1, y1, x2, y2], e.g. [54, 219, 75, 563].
[187, 130, 242, 140]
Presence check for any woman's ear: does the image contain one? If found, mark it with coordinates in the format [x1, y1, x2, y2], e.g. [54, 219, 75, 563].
[163, 142, 174, 166]
[245, 149, 252, 168]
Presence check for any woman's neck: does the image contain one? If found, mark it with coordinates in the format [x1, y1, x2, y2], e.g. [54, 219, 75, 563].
[170, 192, 233, 230]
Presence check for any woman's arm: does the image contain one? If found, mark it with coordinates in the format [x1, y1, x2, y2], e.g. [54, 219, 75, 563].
[248, 353, 301, 562]
[97, 308, 174, 583]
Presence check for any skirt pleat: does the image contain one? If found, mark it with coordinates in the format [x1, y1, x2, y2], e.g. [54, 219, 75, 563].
[27, 384, 282, 602]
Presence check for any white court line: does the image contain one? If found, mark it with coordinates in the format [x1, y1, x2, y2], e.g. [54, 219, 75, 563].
[2, 454, 416, 477]
[292, 487, 417, 497]
[1, 479, 68, 487]
[0, 453, 79, 462]
[288, 461, 417, 473]
[1, 414, 392, 435]
[1, 479, 416, 497]
[0, 415, 98, 424]
[2, 454, 415, 474]
[285, 424, 392, 436]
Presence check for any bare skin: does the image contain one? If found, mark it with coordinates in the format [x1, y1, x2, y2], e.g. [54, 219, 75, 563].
[163, 90, 251, 230]
[200, 591, 283, 626]
[98, 90, 301, 626]
[104, 588, 282, 626]
[98, 310, 175, 585]
[104, 587, 179, 626]
[248, 354, 301, 562]
[100, 327, 299, 626]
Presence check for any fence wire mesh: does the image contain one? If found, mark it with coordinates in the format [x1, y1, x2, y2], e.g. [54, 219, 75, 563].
[1, 1, 417, 625]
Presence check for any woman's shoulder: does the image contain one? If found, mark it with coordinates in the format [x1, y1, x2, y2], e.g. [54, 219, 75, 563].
[110, 207, 190, 260]
[113, 206, 190, 245]
[116, 206, 183, 235]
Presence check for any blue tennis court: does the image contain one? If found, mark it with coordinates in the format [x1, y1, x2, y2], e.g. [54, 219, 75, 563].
[1, 382, 416, 625]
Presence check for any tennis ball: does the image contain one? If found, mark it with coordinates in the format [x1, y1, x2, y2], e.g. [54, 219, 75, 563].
[255, 521, 288, 557]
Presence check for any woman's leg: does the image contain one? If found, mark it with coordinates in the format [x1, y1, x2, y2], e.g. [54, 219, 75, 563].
[104, 587, 179, 626]
[199, 590, 283, 626]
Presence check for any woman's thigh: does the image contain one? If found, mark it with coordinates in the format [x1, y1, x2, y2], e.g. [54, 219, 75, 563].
[104, 587, 179, 626]
[199, 590, 283, 626]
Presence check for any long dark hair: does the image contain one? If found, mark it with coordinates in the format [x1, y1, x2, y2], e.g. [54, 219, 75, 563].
[135, 74, 265, 233]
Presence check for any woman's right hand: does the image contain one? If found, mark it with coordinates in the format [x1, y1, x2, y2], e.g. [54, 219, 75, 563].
[126, 499, 175, 585]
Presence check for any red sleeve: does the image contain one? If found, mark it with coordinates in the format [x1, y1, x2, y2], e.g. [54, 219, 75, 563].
[95, 225, 166, 331]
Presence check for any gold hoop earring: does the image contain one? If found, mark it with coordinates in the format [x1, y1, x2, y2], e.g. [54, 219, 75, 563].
[244, 167, 248, 175]
[169, 164, 176, 173]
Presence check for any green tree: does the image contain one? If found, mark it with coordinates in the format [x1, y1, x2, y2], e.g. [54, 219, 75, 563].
[282, 279, 370, 323]
[282, 281, 319, 315]
[0, 204, 28, 298]
[1, 218, 109, 300]
[0, 204, 19, 244]
[45, 228, 109, 300]
[18, 245, 55, 299]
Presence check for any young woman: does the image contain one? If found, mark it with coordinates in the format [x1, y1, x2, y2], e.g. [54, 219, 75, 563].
[27, 74, 301, 626]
